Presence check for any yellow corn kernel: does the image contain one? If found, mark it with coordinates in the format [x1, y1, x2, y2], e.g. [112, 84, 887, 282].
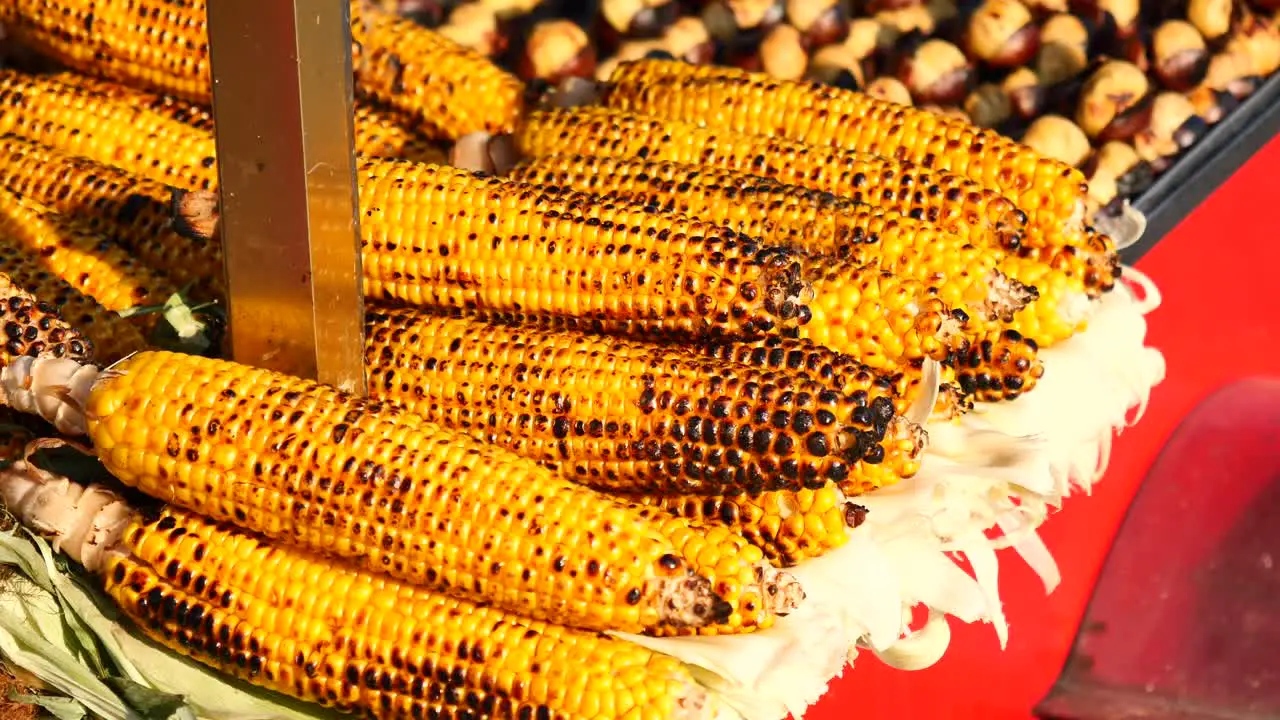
[0, 271, 94, 366]
[357, 158, 813, 338]
[0, 237, 148, 362]
[364, 307, 900, 495]
[0, 0, 210, 102]
[49, 71, 216, 130]
[0, 187, 180, 315]
[514, 107, 1027, 248]
[0, 135, 224, 300]
[602, 58, 1087, 245]
[86, 350, 733, 634]
[635, 487, 862, 567]
[98, 505, 714, 719]
[349, 0, 525, 139]
[999, 244, 1114, 345]
[0, 70, 218, 191]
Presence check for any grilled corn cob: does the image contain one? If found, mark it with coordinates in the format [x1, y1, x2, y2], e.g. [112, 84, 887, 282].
[0, 135, 224, 299]
[0, 351, 736, 634]
[0, 472, 718, 719]
[512, 107, 1026, 248]
[0, 0, 210, 103]
[0, 187, 180, 315]
[0, 70, 219, 191]
[954, 329, 1044, 402]
[0, 237, 148, 362]
[349, 0, 525, 139]
[635, 487, 864, 567]
[365, 307, 910, 495]
[512, 154, 1036, 339]
[47, 71, 444, 165]
[602, 59, 1087, 245]
[0, 271, 93, 365]
[357, 158, 812, 338]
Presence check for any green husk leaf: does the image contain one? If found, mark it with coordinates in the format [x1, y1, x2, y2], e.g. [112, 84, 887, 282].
[10, 692, 90, 720]
[103, 676, 191, 720]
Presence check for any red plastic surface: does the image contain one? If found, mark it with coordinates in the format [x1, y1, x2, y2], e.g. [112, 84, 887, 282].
[804, 133, 1280, 720]
[1035, 378, 1280, 719]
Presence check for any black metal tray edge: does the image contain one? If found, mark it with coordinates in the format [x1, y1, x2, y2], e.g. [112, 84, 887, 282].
[1121, 71, 1280, 264]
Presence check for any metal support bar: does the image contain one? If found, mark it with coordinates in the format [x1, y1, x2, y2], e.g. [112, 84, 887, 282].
[206, 0, 367, 395]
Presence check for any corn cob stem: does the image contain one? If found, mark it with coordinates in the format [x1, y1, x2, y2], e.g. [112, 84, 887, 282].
[0, 70, 218, 191]
[0, 467, 718, 719]
[0, 135, 225, 300]
[512, 107, 1026, 248]
[0, 352, 740, 635]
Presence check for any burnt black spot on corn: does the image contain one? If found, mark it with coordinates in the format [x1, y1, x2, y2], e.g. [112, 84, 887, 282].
[953, 329, 1045, 402]
[0, 271, 93, 365]
[0, 135, 224, 300]
[358, 158, 812, 339]
[88, 350, 732, 634]
[0, 70, 219, 191]
[350, 0, 525, 139]
[0, 234, 147, 362]
[363, 307, 896, 496]
[102, 506, 712, 718]
[513, 107, 1027, 249]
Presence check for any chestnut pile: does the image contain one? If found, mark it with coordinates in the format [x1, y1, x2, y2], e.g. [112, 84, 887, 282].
[386, 0, 1280, 220]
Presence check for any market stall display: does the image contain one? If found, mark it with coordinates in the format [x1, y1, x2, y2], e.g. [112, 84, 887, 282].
[0, 1, 1177, 718]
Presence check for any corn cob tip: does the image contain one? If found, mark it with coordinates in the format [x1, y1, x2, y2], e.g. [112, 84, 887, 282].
[0, 273, 94, 364]
[974, 269, 1040, 324]
[879, 416, 927, 468]
[0, 462, 131, 573]
[661, 572, 736, 627]
[451, 131, 519, 174]
[762, 566, 807, 616]
[0, 356, 97, 436]
[171, 189, 220, 243]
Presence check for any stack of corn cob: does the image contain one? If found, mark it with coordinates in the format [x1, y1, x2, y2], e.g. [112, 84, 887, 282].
[0, 1, 1166, 718]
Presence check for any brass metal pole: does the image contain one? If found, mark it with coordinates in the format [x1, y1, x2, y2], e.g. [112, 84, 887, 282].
[206, 0, 367, 395]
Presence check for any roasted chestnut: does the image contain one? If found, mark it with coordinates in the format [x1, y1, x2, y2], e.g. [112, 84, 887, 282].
[898, 38, 973, 104]
[701, 0, 786, 43]
[1133, 91, 1203, 166]
[517, 20, 597, 83]
[1152, 20, 1210, 90]
[1036, 13, 1090, 84]
[662, 16, 716, 63]
[1076, 60, 1152, 140]
[1002, 66, 1044, 119]
[785, 0, 849, 47]
[964, 83, 1013, 127]
[1022, 115, 1092, 166]
[866, 75, 915, 105]
[1188, 0, 1234, 41]
[964, 0, 1040, 67]
[808, 43, 868, 88]
[601, 0, 682, 37]
[760, 23, 809, 79]
[439, 3, 505, 56]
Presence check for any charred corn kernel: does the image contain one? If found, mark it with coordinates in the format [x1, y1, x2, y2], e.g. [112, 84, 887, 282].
[0, 0, 210, 102]
[353, 104, 448, 164]
[954, 328, 1044, 402]
[0, 271, 93, 365]
[101, 506, 713, 719]
[999, 244, 1112, 345]
[49, 72, 216, 130]
[87, 350, 732, 634]
[349, 0, 525, 139]
[602, 59, 1087, 245]
[358, 158, 812, 338]
[365, 307, 895, 495]
[0, 187, 180, 316]
[626, 508, 803, 635]
[0, 70, 218, 191]
[792, 256, 972, 372]
[635, 487, 857, 567]
[0, 135, 224, 300]
[0, 236, 148, 362]
[514, 107, 1025, 248]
